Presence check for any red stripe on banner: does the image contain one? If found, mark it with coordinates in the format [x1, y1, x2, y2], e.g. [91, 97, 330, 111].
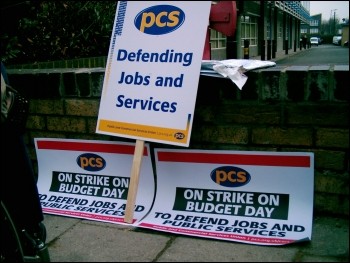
[36, 140, 148, 156]
[138, 223, 295, 245]
[157, 152, 310, 167]
[43, 208, 126, 223]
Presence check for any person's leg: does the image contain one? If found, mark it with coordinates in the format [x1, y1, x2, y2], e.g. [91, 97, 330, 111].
[0, 126, 44, 234]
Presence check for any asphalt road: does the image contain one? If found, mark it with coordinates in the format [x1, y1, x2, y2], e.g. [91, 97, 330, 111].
[276, 44, 349, 66]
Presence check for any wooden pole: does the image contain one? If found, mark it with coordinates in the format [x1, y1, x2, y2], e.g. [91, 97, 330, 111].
[124, 139, 145, 223]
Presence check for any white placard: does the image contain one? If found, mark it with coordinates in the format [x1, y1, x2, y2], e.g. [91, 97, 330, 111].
[137, 148, 314, 246]
[96, 1, 211, 146]
[35, 138, 154, 224]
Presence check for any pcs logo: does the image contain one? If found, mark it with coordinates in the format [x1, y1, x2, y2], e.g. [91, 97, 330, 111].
[210, 166, 251, 188]
[77, 153, 106, 172]
[174, 132, 185, 140]
[134, 5, 185, 35]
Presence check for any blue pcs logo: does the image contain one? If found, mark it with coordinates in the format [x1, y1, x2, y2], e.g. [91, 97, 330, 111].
[134, 5, 185, 35]
[210, 166, 251, 188]
[77, 153, 106, 172]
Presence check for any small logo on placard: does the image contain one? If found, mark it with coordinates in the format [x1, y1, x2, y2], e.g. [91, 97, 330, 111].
[174, 132, 185, 140]
[210, 166, 251, 187]
[77, 153, 106, 171]
[134, 5, 185, 35]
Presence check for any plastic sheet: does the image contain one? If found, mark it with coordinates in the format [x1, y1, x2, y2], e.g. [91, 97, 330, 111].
[201, 59, 276, 90]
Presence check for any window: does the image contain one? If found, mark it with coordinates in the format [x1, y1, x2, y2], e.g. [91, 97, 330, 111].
[310, 20, 319, 26]
[210, 29, 226, 49]
[300, 28, 307, 34]
[310, 28, 319, 34]
[241, 15, 258, 46]
[278, 22, 283, 38]
[266, 21, 271, 40]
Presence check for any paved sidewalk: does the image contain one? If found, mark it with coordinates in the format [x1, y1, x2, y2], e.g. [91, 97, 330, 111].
[44, 214, 348, 262]
[250, 46, 311, 62]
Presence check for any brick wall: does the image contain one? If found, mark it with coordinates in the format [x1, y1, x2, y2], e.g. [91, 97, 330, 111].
[6, 64, 349, 217]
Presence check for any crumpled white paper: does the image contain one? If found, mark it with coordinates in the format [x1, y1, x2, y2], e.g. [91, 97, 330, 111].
[201, 59, 276, 90]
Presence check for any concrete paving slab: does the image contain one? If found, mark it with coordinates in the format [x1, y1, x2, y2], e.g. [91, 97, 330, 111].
[43, 214, 349, 262]
[157, 236, 298, 262]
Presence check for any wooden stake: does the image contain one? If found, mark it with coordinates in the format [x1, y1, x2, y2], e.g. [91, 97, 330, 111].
[124, 139, 145, 223]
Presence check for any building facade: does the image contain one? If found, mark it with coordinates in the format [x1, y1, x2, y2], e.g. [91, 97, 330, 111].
[209, 1, 310, 60]
[340, 21, 349, 46]
[301, 13, 322, 39]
